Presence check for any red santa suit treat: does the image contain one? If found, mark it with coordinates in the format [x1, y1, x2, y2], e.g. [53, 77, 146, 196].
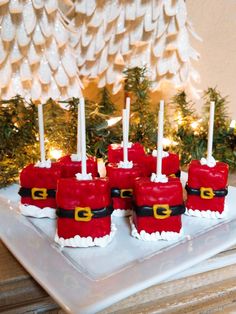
[106, 163, 143, 216]
[143, 150, 180, 178]
[58, 155, 98, 178]
[185, 158, 228, 219]
[55, 177, 116, 247]
[18, 161, 61, 218]
[131, 176, 185, 241]
[108, 142, 146, 164]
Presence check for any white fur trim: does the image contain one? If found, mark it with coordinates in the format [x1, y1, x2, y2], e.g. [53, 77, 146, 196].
[112, 208, 132, 217]
[118, 160, 133, 169]
[150, 173, 168, 183]
[129, 217, 183, 241]
[70, 153, 82, 161]
[185, 205, 228, 219]
[35, 159, 51, 168]
[200, 156, 216, 168]
[54, 223, 117, 248]
[75, 172, 92, 180]
[19, 203, 56, 219]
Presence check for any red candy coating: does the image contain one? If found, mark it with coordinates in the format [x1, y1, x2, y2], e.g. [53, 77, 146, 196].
[133, 177, 183, 234]
[106, 163, 143, 211]
[20, 163, 61, 208]
[56, 177, 111, 239]
[58, 155, 98, 178]
[108, 142, 145, 164]
[186, 160, 228, 213]
[143, 152, 180, 177]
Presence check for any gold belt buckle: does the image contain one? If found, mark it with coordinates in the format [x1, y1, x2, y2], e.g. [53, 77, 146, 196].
[153, 204, 171, 219]
[31, 188, 48, 200]
[74, 207, 93, 222]
[120, 189, 133, 198]
[200, 187, 215, 199]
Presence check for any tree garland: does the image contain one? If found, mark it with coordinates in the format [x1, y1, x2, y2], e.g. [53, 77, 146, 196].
[0, 69, 235, 188]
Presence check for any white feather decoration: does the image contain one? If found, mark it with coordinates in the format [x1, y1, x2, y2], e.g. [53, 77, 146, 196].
[17, 21, 31, 47]
[20, 59, 32, 81]
[23, 0, 36, 35]
[45, 0, 57, 14]
[38, 56, 51, 84]
[10, 41, 22, 64]
[45, 39, 59, 70]
[1, 14, 15, 42]
[55, 65, 69, 87]
[28, 42, 40, 65]
[9, 0, 23, 14]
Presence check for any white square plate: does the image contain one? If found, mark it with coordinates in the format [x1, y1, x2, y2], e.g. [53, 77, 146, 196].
[1, 174, 236, 313]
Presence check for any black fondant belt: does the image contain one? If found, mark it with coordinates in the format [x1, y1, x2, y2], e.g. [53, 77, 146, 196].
[185, 184, 228, 199]
[111, 188, 133, 198]
[56, 206, 113, 222]
[18, 187, 56, 200]
[134, 203, 185, 219]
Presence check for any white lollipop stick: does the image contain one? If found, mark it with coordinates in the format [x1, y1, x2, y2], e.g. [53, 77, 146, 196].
[77, 102, 81, 157]
[126, 97, 130, 142]
[159, 99, 164, 113]
[37, 104, 46, 162]
[156, 103, 164, 179]
[80, 98, 87, 176]
[207, 101, 215, 163]
[122, 109, 128, 163]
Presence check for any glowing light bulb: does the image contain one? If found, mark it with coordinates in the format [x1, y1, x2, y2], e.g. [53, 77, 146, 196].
[190, 121, 198, 129]
[49, 148, 63, 160]
[230, 119, 236, 129]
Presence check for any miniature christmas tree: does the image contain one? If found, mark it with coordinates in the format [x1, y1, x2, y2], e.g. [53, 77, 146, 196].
[124, 66, 156, 149]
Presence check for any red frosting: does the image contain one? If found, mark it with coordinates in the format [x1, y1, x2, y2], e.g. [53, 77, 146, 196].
[186, 160, 229, 213]
[58, 155, 98, 178]
[56, 177, 111, 239]
[143, 152, 180, 177]
[133, 177, 183, 234]
[106, 163, 143, 211]
[20, 163, 61, 208]
[107, 142, 145, 164]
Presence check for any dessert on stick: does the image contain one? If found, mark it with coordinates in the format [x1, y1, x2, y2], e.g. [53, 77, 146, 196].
[143, 101, 180, 178]
[108, 97, 146, 165]
[131, 101, 185, 241]
[185, 102, 228, 218]
[19, 104, 61, 219]
[58, 100, 98, 178]
[55, 98, 115, 247]
[106, 102, 143, 216]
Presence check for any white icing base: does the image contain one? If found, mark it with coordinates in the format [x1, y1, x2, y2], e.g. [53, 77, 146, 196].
[130, 217, 183, 241]
[118, 160, 133, 169]
[54, 223, 117, 248]
[200, 156, 216, 168]
[150, 173, 168, 183]
[70, 153, 82, 162]
[112, 208, 132, 217]
[185, 204, 228, 219]
[75, 172, 92, 180]
[35, 159, 52, 168]
[19, 203, 56, 219]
